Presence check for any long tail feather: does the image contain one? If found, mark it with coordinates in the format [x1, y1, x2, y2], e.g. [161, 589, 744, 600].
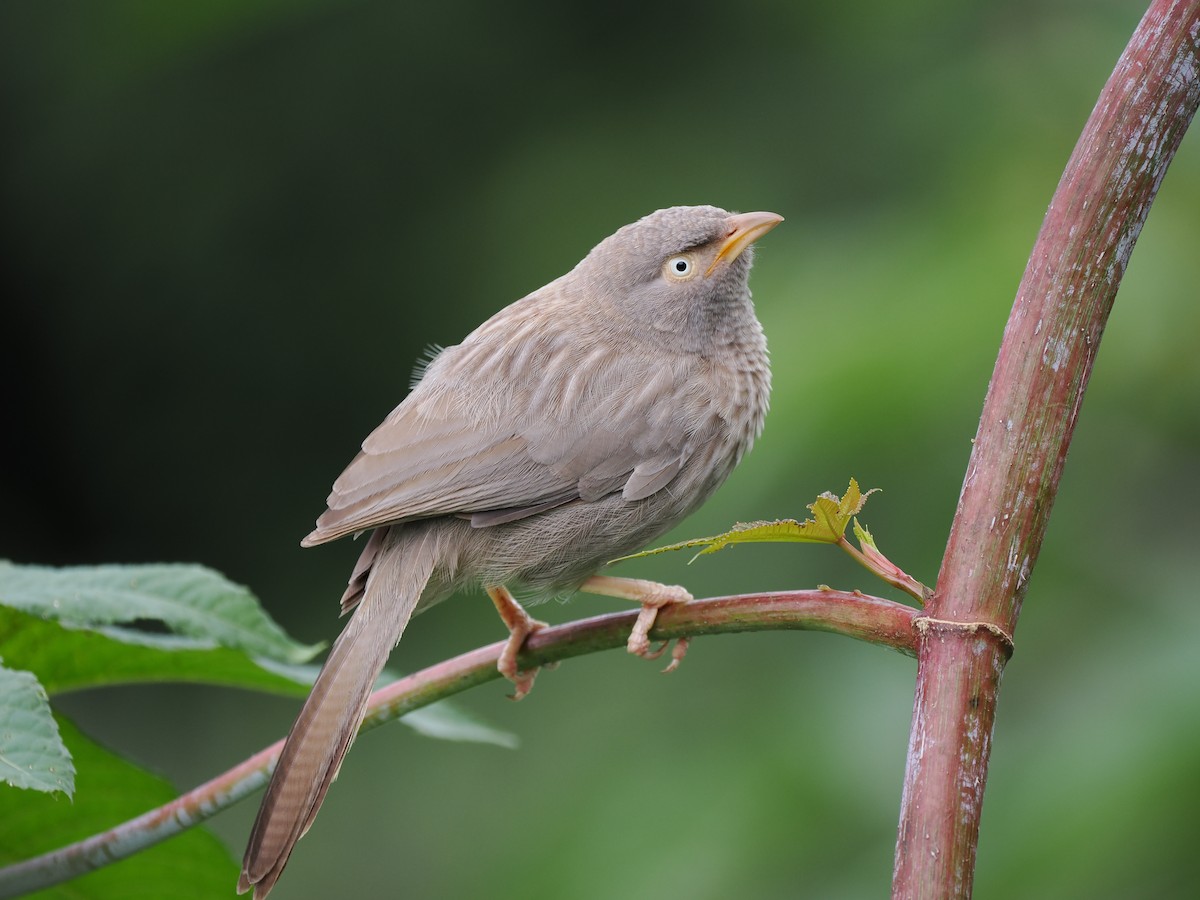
[239, 528, 437, 898]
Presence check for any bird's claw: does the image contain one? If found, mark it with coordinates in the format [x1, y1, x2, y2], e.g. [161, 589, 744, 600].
[489, 586, 548, 701]
[640, 640, 672, 661]
[661, 636, 690, 673]
[626, 590, 692, 673]
[504, 667, 539, 701]
[498, 624, 546, 701]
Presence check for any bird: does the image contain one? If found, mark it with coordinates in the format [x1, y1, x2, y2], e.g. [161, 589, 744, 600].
[238, 205, 782, 897]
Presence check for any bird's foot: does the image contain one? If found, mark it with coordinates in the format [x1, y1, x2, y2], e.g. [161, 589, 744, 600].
[635, 634, 691, 673]
[487, 586, 548, 701]
[581, 575, 693, 673]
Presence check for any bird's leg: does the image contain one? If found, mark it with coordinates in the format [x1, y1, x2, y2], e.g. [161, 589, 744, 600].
[486, 585, 547, 701]
[580, 575, 693, 672]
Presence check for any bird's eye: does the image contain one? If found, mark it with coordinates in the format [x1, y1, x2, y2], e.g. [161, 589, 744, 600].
[665, 255, 694, 280]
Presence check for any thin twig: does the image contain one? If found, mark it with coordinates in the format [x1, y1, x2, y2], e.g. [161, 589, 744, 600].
[0, 588, 917, 899]
[836, 535, 928, 603]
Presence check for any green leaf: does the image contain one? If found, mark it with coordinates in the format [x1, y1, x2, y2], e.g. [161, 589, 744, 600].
[617, 479, 878, 562]
[0, 560, 318, 664]
[808, 477, 875, 539]
[402, 702, 519, 749]
[0, 665, 73, 796]
[0, 605, 316, 697]
[0, 715, 236, 900]
[852, 517, 876, 551]
[0, 561, 514, 753]
[0, 607, 516, 751]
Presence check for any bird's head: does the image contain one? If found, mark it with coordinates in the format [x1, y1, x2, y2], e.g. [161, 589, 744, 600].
[577, 205, 783, 346]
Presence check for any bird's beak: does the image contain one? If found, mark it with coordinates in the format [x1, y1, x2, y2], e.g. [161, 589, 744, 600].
[706, 211, 784, 276]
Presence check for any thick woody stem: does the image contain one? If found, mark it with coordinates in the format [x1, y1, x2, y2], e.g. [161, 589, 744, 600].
[892, 3, 1200, 897]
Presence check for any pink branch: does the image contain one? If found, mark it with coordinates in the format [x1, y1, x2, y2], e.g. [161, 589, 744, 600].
[892, 2, 1200, 897]
[0, 588, 916, 899]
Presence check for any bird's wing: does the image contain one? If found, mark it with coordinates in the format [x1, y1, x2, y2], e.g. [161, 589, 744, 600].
[304, 313, 714, 545]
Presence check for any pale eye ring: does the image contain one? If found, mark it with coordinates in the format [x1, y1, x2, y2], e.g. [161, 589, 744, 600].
[666, 255, 693, 278]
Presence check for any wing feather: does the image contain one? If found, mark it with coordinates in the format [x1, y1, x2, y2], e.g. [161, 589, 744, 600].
[304, 290, 717, 546]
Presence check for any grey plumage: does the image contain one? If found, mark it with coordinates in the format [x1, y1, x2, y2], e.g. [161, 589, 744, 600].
[239, 205, 781, 897]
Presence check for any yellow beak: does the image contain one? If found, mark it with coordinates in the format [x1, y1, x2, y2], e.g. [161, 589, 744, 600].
[706, 210, 784, 276]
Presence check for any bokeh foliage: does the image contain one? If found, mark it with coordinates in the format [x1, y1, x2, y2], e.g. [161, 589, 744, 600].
[1, 1, 1197, 898]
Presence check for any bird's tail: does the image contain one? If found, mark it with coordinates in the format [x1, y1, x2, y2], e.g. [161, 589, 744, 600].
[238, 527, 437, 898]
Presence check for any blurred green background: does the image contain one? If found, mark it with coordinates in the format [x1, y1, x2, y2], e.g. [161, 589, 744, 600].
[2, 0, 1198, 897]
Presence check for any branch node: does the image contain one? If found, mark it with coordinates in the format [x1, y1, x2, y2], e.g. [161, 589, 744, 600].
[912, 616, 1015, 658]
